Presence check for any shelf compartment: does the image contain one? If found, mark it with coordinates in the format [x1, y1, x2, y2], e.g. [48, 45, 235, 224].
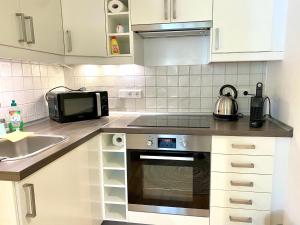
[108, 35, 131, 55]
[104, 187, 126, 204]
[103, 152, 125, 168]
[107, 0, 129, 14]
[105, 203, 127, 221]
[103, 169, 126, 187]
[101, 133, 125, 151]
[107, 14, 130, 33]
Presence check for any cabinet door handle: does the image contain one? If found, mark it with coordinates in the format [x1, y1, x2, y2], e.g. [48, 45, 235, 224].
[214, 28, 220, 50]
[231, 162, 255, 169]
[232, 144, 256, 150]
[172, 0, 177, 19]
[164, 0, 169, 20]
[230, 180, 254, 187]
[66, 30, 72, 53]
[24, 16, 35, 44]
[230, 198, 253, 205]
[23, 184, 37, 218]
[16, 13, 27, 43]
[229, 216, 253, 223]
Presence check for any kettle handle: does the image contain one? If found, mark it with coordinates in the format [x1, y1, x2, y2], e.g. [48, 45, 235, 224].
[233, 99, 239, 114]
[220, 84, 238, 99]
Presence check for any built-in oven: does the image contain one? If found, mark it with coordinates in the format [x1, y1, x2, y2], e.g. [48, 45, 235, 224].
[126, 134, 211, 217]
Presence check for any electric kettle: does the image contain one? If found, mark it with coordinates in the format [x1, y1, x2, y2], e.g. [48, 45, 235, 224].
[213, 84, 239, 121]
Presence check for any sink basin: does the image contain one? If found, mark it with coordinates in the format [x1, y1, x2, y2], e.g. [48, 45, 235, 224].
[0, 134, 68, 161]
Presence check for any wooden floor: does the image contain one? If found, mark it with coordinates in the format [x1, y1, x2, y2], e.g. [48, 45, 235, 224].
[102, 221, 146, 225]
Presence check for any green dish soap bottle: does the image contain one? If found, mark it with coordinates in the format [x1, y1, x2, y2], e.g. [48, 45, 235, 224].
[8, 100, 24, 132]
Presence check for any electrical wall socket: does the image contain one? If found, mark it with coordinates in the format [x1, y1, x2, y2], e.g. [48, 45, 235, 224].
[119, 89, 143, 99]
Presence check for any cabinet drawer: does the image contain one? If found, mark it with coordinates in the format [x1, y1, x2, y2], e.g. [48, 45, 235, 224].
[210, 207, 271, 225]
[211, 172, 272, 192]
[212, 136, 275, 156]
[211, 190, 271, 210]
[212, 154, 273, 174]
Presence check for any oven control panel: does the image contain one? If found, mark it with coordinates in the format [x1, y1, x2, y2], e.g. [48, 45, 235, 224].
[127, 134, 211, 152]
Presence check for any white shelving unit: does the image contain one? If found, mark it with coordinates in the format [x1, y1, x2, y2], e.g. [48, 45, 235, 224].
[100, 133, 127, 222]
[105, 0, 133, 56]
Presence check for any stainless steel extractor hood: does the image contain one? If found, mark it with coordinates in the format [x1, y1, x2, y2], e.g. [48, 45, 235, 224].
[132, 21, 212, 38]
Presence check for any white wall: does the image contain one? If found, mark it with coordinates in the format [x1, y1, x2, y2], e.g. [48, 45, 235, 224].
[266, 0, 300, 223]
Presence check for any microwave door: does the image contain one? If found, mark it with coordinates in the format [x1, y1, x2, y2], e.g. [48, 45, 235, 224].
[96, 93, 102, 117]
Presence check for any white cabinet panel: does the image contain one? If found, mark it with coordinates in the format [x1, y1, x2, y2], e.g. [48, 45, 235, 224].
[211, 154, 274, 174]
[212, 136, 275, 156]
[211, 190, 272, 210]
[61, 0, 107, 56]
[0, 0, 24, 48]
[171, 0, 212, 22]
[212, 0, 273, 53]
[128, 211, 209, 225]
[210, 207, 271, 225]
[211, 172, 273, 193]
[16, 136, 102, 225]
[131, 0, 170, 25]
[20, 0, 64, 54]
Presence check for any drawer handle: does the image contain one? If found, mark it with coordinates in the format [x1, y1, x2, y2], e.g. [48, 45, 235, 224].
[232, 144, 256, 150]
[231, 162, 255, 169]
[230, 198, 253, 205]
[230, 181, 254, 187]
[229, 216, 253, 223]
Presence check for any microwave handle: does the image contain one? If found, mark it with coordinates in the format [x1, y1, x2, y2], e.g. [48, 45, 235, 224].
[96, 93, 102, 117]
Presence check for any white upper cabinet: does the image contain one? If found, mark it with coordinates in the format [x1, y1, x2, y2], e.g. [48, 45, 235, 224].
[131, 0, 212, 25]
[61, 0, 107, 57]
[212, 0, 273, 53]
[131, 0, 170, 25]
[20, 0, 64, 54]
[171, 0, 212, 23]
[0, 0, 25, 48]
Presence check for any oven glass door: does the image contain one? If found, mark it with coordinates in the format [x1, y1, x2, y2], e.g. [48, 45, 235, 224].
[127, 150, 210, 216]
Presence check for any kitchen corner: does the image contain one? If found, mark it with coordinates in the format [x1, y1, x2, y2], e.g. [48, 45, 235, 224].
[1, 0, 300, 224]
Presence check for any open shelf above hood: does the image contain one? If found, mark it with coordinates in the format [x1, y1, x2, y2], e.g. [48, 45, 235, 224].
[132, 21, 212, 38]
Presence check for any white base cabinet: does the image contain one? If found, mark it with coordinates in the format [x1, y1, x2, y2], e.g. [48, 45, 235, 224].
[211, 136, 287, 225]
[0, 135, 103, 225]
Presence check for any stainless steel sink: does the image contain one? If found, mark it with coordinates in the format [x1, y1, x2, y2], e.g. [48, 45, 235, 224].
[0, 134, 68, 161]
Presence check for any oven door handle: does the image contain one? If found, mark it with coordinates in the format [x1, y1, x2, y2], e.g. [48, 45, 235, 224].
[96, 93, 102, 117]
[140, 155, 194, 161]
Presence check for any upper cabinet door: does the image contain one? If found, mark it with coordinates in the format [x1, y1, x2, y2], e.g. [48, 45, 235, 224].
[171, 0, 212, 23]
[0, 0, 25, 48]
[61, 0, 107, 57]
[20, 0, 64, 54]
[131, 0, 171, 25]
[212, 0, 273, 53]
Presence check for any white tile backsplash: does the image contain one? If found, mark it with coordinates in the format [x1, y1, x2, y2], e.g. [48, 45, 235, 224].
[0, 59, 64, 122]
[65, 62, 267, 114]
[0, 60, 267, 118]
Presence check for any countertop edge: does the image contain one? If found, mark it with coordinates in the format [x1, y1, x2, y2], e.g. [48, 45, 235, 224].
[0, 129, 102, 182]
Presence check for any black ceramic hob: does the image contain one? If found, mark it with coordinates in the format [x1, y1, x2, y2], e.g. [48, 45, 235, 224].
[128, 115, 211, 128]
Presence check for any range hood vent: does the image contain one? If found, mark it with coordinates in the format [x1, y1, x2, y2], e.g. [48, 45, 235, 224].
[132, 21, 212, 38]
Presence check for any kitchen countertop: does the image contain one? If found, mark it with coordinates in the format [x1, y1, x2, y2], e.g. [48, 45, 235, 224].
[0, 114, 293, 181]
[102, 115, 293, 137]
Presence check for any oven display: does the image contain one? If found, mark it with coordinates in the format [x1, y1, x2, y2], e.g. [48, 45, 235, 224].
[158, 138, 176, 148]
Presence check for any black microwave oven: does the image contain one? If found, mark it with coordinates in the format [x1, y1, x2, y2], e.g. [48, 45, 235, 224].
[47, 91, 109, 123]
